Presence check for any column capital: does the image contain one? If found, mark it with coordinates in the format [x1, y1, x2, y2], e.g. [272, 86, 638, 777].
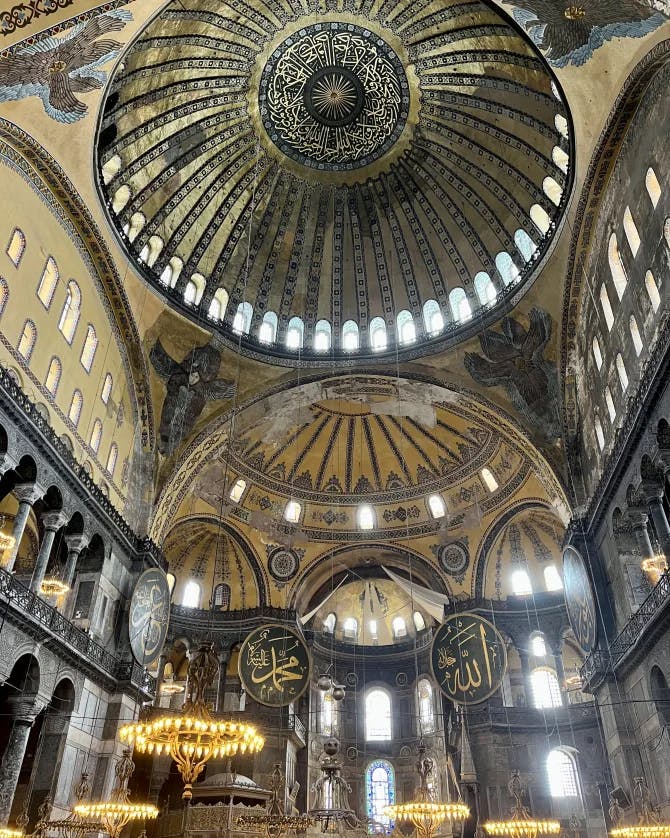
[626, 510, 649, 530]
[40, 510, 67, 532]
[640, 481, 665, 504]
[13, 483, 41, 505]
[5, 696, 38, 726]
[64, 533, 90, 553]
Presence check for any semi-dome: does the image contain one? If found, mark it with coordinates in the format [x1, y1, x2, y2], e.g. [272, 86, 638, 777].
[96, 0, 573, 364]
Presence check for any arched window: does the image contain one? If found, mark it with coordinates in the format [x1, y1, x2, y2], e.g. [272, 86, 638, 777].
[423, 300, 444, 334]
[366, 761, 395, 827]
[599, 284, 614, 331]
[514, 229, 537, 262]
[342, 320, 359, 350]
[259, 311, 278, 344]
[646, 167, 661, 208]
[358, 504, 374, 531]
[368, 619, 378, 640]
[555, 114, 569, 139]
[17, 319, 37, 361]
[481, 467, 498, 492]
[313, 319, 331, 351]
[417, 678, 435, 733]
[213, 583, 231, 610]
[233, 301, 253, 334]
[0, 277, 8, 316]
[183, 280, 198, 305]
[615, 353, 628, 392]
[595, 416, 605, 451]
[208, 288, 229, 321]
[552, 146, 569, 174]
[369, 317, 387, 351]
[511, 569, 532, 596]
[90, 419, 103, 454]
[101, 373, 113, 405]
[6, 228, 26, 267]
[182, 580, 201, 608]
[413, 611, 426, 632]
[547, 750, 580, 797]
[323, 612, 336, 633]
[160, 257, 182, 288]
[605, 387, 616, 422]
[166, 573, 176, 595]
[592, 336, 603, 370]
[449, 288, 471, 322]
[141, 235, 163, 267]
[544, 565, 563, 591]
[343, 617, 358, 640]
[320, 691, 336, 735]
[58, 280, 81, 343]
[622, 207, 641, 257]
[474, 271, 496, 305]
[286, 316, 304, 350]
[530, 204, 551, 235]
[69, 390, 83, 427]
[112, 185, 130, 213]
[45, 357, 62, 396]
[531, 633, 547, 657]
[284, 499, 301, 523]
[608, 234, 628, 299]
[229, 478, 246, 503]
[495, 252, 519, 286]
[80, 325, 98, 372]
[392, 617, 407, 639]
[397, 310, 416, 344]
[366, 690, 392, 740]
[37, 257, 59, 308]
[645, 271, 661, 313]
[543, 176, 562, 206]
[427, 494, 446, 518]
[531, 668, 562, 708]
[126, 212, 146, 243]
[106, 443, 118, 476]
[629, 315, 643, 356]
[188, 273, 206, 305]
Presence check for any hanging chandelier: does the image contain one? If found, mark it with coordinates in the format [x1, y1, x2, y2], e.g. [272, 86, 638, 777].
[237, 764, 315, 838]
[609, 777, 670, 838]
[384, 745, 469, 838]
[46, 771, 103, 838]
[308, 738, 362, 832]
[40, 578, 70, 597]
[0, 830, 23, 838]
[119, 643, 264, 800]
[484, 772, 559, 838]
[74, 749, 158, 838]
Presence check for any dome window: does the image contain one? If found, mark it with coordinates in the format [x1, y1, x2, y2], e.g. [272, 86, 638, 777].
[233, 301, 253, 335]
[449, 288, 471, 322]
[286, 317, 304, 349]
[495, 252, 519, 286]
[645, 271, 661, 313]
[481, 467, 498, 492]
[182, 580, 201, 608]
[474, 272, 496, 305]
[323, 612, 336, 633]
[342, 320, 359, 350]
[392, 617, 407, 639]
[645, 167, 661, 208]
[531, 667, 562, 708]
[314, 320, 331, 351]
[511, 569, 532, 596]
[552, 146, 569, 174]
[595, 416, 605, 450]
[630, 315, 643, 356]
[547, 749, 580, 798]
[592, 336, 603, 370]
[608, 233, 628, 299]
[358, 504, 375, 531]
[605, 388, 616, 423]
[427, 494, 445, 518]
[542, 177, 562, 206]
[397, 310, 416, 345]
[259, 311, 277, 343]
[369, 317, 387, 351]
[423, 300, 444, 335]
[514, 229, 537, 263]
[365, 690, 391, 740]
[544, 565, 563, 592]
[530, 204, 551, 235]
[615, 353, 628, 392]
[623, 206, 641, 257]
[229, 478, 246, 503]
[413, 611, 426, 631]
[343, 617, 358, 639]
[554, 114, 569, 138]
[599, 284, 614, 331]
[208, 288, 229, 321]
[531, 634, 546, 657]
[284, 499, 302, 523]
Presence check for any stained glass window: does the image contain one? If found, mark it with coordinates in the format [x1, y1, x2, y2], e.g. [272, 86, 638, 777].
[366, 760, 394, 828]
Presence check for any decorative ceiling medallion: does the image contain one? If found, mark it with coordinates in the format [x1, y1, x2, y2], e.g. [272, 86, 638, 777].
[436, 542, 469, 577]
[268, 545, 301, 583]
[259, 23, 408, 172]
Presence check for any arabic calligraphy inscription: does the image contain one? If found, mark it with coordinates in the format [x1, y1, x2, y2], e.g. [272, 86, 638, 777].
[128, 568, 171, 666]
[431, 613, 506, 705]
[562, 546, 597, 653]
[238, 624, 311, 707]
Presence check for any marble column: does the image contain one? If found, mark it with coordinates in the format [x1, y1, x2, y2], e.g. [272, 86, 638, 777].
[62, 534, 89, 588]
[0, 698, 38, 826]
[647, 494, 670, 559]
[5, 484, 41, 572]
[30, 511, 67, 594]
[216, 651, 230, 713]
[628, 511, 654, 560]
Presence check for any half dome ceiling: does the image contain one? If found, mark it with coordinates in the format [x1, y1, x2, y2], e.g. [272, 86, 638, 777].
[97, 0, 573, 363]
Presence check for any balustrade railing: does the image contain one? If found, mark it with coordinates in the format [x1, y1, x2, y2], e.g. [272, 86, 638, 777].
[466, 702, 596, 729]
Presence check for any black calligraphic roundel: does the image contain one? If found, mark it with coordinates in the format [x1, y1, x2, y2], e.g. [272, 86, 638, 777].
[562, 546, 598, 654]
[431, 613, 507, 705]
[238, 624, 311, 707]
[129, 568, 171, 666]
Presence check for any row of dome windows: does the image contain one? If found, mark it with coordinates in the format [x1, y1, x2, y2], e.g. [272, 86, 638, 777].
[322, 610, 426, 640]
[3, 233, 121, 477]
[227, 469, 500, 526]
[590, 167, 666, 452]
[105, 154, 566, 352]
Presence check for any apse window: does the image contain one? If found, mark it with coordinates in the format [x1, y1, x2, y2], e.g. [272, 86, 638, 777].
[37, 257, 59, 309]
[427, 494, 446, 518]
[6, 227, 26, 267]
[531, 667, 562, 708]
[366, 761, 395, 827]
[365, 689, 392, 740]
[392, 617, 407, 639]
[531, 634, 547, 657]
[323, 612, 336, 634]
[417, 678, 435, 733]
[343, 617, 358, 640]
[358, 505, 375, 531]
[511, 569, 532, 596]
[229, 478, 246, 503]
[284, 500, 302, 523]
[481, 468, 498, 492]
[544, 565, 563, 592]
[547, 749, 580, 798]
[182, 580, 201, 608]
[413, 611, 426, 632]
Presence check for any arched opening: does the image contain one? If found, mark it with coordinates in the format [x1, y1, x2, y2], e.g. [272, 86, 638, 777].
[397, 310, 415, 345]
[58, 281, 81, 343]
[212, 583, 231, 610]
[645, 271, 661, 313]
[544, 565, 563, 591]
[622, 206, 641, 257]
[365, 690, 392, 740]
[369, 317, 387, 351]
[427, 494, 446, 518]
[595, 416, 605, 450]
[182, 580, 201, 608]
[233, 302, 253, 335]
[530, 632, 547, 657]
[6, 228, 26, 267]
[514, 229, 537, 262]
[423, 300, 444, 334]
[646, 167, 661, 208]
[599, 284, 614, 331]
[417, 678, 435, 734]
[474, 272, 496, 305]
[629, 315, 643, 356]
[259, 311, 277, 344]
[68, 390, 83, 427]
[543, 176, 562, 206]
[208, 288, 229, 321]
[286, 317, 304, 350]
[314, 319, 332, 351]
[37, 257, 59, 309]
[17, 320, 37, 362]
[495, 251, 519, 286]
[449, 288, 471, 322]
[342, 320, 359, 351]
[547, 749, 581, 800]
[45, 357, 62, 396]
[605, 387, 616, 422]
[615, 353, 628, 392]
[80, 325, 98, 372]
[511, 569, 532, 596]
[101, 373, 113, 405]
[530, 204, 551, 235]
[366, 760, 395, 827]
[608, 233, 628, 299]
[531, 667, 562, 708]
[592, 336, 603, 370]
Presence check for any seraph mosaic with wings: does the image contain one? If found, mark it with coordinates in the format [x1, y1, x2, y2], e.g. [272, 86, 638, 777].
[506, 0, 667, 66]
[0, 10, 131, 123]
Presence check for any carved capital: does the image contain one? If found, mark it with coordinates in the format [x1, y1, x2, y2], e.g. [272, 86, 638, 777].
[6, 696, 39, 725]
[41, 510, 68, 532]
[626, 510, 649, 530]
[64, 533, 90, 554]
[13, 483, 41, 505]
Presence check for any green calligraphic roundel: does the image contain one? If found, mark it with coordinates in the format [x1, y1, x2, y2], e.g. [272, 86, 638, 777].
[129, 568, 171, 666]
[431, 613, 507, 705]
[238, 624, 311, 707]
[562, 546, 598, 653]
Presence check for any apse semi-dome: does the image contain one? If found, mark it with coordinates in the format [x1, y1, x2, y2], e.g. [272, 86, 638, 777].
[97, 0, 573, 364]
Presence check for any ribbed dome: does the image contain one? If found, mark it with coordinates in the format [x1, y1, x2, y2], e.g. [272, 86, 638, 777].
[97, 0, 572, 363]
